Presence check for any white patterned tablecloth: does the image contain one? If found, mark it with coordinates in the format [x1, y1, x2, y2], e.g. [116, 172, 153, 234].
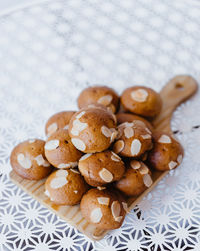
[0, 0, 200, 250]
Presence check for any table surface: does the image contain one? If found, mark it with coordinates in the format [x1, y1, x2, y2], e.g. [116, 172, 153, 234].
[0, 0, 200, 250]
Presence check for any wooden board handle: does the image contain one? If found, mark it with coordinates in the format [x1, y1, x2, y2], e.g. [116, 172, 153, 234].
[153, 75, 198, 133]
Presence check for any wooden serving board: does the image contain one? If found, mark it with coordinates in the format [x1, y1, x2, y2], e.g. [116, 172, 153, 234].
[10, 75, 198, 241]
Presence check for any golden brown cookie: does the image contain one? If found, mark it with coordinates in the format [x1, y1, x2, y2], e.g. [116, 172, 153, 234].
[44, 129, 83, 169]
[148, 132, 184, 171]
[77, 86, 119, 113]
[80, 188, 127, 230]
[113, 120, 152, 158]
[45, 169, 88, 205]
[115, 160, 153, 196]
[68, 107, 117, 153]
[121, 86, 162, 118]
[78, 151, 125, 186]
[10, 139, 52, 180]
[116, 112, 153, 132]
[45, 111, 75, 137]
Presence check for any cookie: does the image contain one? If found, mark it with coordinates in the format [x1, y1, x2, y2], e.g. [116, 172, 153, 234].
[78, 151, 125, 186]
[10, 139, 52, 180]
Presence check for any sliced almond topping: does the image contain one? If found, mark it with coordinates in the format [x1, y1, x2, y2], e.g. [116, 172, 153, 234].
[101, 125, 112, 138]
[169, 161, 177, 170]
[122, 122, 134, 127]
[71, 119, 88, 136]
[111, 152, 121, 162]
[56, 169, 68, 177]
[131, 139, 141, 156]
[113, 140, 124, 154]
[139, 164, 149, 175]
[143, 174, 153, 187]
[130, 160, 141, 169]
[63, 124, 69, 130]
[17, 154, 32, 169]
[76, 111, 85, 119]
[70, 169, 80, 174]
[111, 201, 121, 220]
[122, 202, 128, 212]
[110, 129, 118, 142]
[124, 126, 134, 139]
[58, 163, 70, 169]
[90, 208, 102, 223]
[131, 89, 148, 102]
[58, 162, 78, 169]
[99, 168, 113, 182]
[97, 197, 110, 206]
[50, 177, 68, 189]
[97, 186, 106, 190]
[44, 190, 50, 197]
[29, 139, 35, 143]
[141, 134, 151, 140]
[47, 122, 58, 136]
[158, 135, 172, 144]
[177, 154, 183, 164]
[34, 154, 50, 167]
[79, 153, 92, 161]
[145, 127, 152, 134]
[71, 138, 86, 151]
[115, 216, 123, 222]
[74, 190, 78, 194]
[97, 95, 113, 106]
[45, 140, 59, 150]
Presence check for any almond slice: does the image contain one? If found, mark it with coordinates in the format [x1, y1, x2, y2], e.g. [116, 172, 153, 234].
[47, 122, 58, 136]
[115, 216, 123, 222]
[177, 154, 183, 164]
[79, 153, 92, 161]
[34, 154, 50, 167]
[56, 169, 68, 177]
[17, 154, 32, 169]
[99, 168, 113, 182]
[97, 95, 113, 106]
[113, 140, 125, 153]
[76, 111, 85, 119]
[74, 190, 78, 194]
[141, 134, 151, 140]
[111, 152, 121, 162]
[122, 202, 128, 212]
[158, 135, 172, 144]
[97, 186, 106, 190]
[139, 163, 149, 175]
[169, 161, 177, 170]
[124, 126, 134, 138]
[44, 190, 50, 197]
[45, 140, 59, 150]
[71, 138, 86, 151]
[131, 89, 148, 102]
[111, 201, 121, 220]
[50, 177, 68, 189]
[97, 197, 110, 206]
[90, 208, 102, 223]
[70, 169, 80, 174]
[143, 174, 153, 187]
[29, 139, 35, 143]
[130, 160, 141, 169]
[101, 126, 112, 138]
[131, 139, 141, 156]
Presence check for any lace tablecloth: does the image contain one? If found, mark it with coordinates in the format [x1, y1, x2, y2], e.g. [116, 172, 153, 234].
[0, 0, 200, 250]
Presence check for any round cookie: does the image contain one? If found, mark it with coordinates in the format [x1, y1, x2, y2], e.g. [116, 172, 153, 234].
[68, 107, 117, 153]
[113, 120, 153, 158]
[10, 139, 52, 180]
[115, 160, 153, 196]
[45, 111, 75, 137]
[121, 86, 162, 118]
[77, 86, 119, 113]
[116, 112, 153, 131]
[78, 151, 125, 186]
[80, 188, 127, 230]
[45, 169, 88, 205]
[45, 129, 83, 169]
[148, 132, 184, 171]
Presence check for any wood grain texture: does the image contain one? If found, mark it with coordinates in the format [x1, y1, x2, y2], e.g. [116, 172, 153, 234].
[10, 75, 198, 240]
